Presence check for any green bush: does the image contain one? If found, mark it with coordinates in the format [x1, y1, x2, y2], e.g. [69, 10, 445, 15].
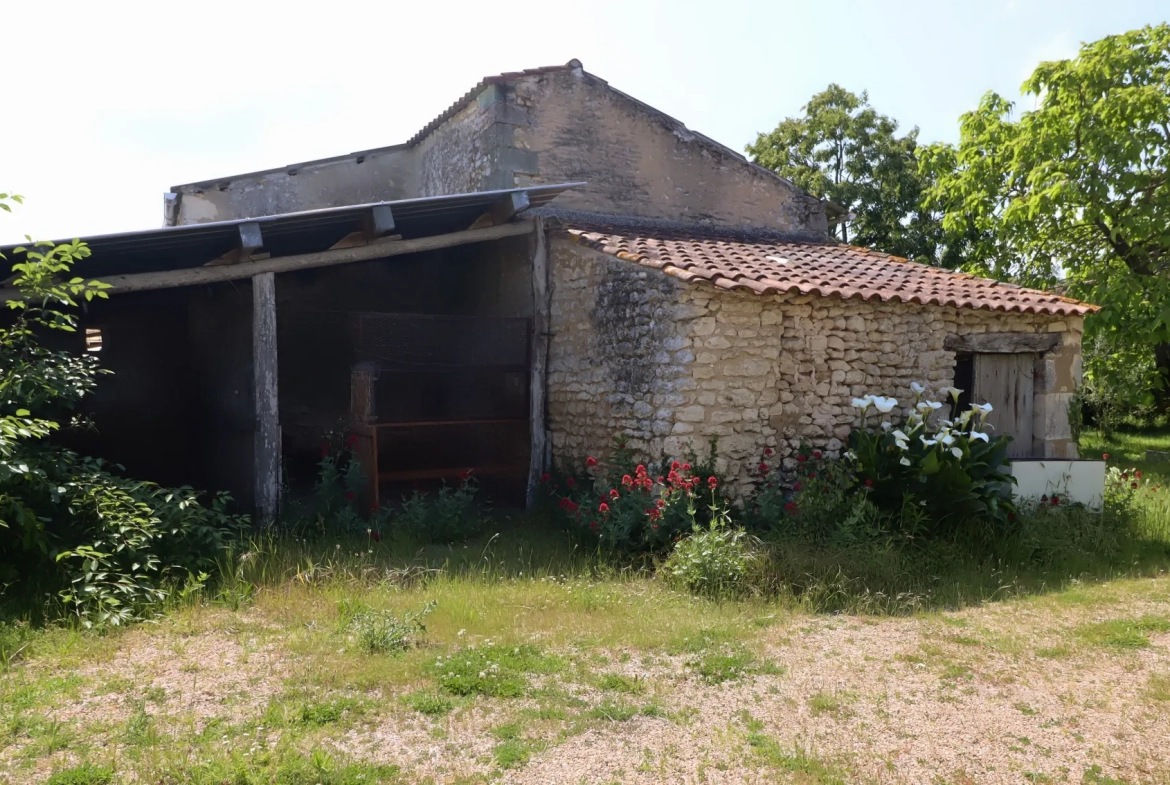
[45, 764, 114, 785]
[661, 510, 762, 599]
[542, 438, 728, 555]
[394, 475, 485, 544]
[846, 388, 1016, 531]
[337, 598, 434, 655]
[1, 226, 249, 625]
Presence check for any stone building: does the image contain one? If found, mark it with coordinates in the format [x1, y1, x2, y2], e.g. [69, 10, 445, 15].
[1, 60, 1094, 512]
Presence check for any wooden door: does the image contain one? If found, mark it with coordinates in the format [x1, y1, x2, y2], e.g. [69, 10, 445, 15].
[973, 353, 1035, 459]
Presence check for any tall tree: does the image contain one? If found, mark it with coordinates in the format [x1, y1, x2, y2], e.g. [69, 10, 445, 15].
[921, 24, 1170, 408]
[746, 85, 951, 265]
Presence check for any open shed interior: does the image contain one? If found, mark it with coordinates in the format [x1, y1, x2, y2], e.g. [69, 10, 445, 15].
[60, 233, 536, 512]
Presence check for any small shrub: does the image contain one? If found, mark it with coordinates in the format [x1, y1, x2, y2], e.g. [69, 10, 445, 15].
[493, 737, 542, 769]
[542, 437, 729, 555]
[45, 764, 114, 785]
[661, 507, 761, 599]
[589, 700, 638, 721]
[597, 673, 645, 694]
[339, 599, 434, 655]
[395, 475, 485, 544]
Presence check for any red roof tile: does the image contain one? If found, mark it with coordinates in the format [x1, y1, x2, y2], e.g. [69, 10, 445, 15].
[565, 226, 1097, 317]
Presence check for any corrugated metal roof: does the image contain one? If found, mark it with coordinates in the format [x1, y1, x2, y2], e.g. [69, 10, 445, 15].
[1, 184, 579, 280]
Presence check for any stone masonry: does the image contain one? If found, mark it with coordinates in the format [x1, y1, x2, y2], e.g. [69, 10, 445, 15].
[547, 237, 1082, 497]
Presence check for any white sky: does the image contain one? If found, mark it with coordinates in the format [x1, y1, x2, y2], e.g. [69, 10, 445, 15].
[1, 0, 1166, 244]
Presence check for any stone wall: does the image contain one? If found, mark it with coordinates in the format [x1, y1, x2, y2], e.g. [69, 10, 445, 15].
[547, 236, 1083, 497]
[511, 66, 827, 235]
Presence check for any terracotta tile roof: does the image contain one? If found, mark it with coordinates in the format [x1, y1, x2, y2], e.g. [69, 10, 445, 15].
[565, 225, 1096, 316]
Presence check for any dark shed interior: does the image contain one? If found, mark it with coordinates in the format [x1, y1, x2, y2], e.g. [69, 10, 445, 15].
[61, 233, 535, 511]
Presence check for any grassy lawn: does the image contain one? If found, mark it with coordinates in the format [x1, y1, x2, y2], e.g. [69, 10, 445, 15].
[3, 433, 1170, 785]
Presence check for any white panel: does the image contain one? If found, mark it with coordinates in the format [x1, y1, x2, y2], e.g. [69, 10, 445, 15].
[1011, 460, 1106, 509]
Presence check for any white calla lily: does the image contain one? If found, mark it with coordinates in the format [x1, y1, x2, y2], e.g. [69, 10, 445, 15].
[945, 387, 962, 402]
[969, 431, 990, 442]
[920, 436, 938, 447]
[972, 402, 993, 415]
[915, 401, 931, 412]
[872, 396, 898, 413]
[910, 382, 926, 395]
[892, 430, 909, 442]
[924, 400, 943, 410]
[940, 433, 956, 447]
[899, 457, 912, 467]
[881, 421, 892, 431]
[950, 447, 963, 458]
[851, 397, 873, 410]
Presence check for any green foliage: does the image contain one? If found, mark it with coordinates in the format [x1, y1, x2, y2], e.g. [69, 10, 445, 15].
[922, 24, 1170, 406]
[394, 475, 485, 544]
[846, 390, 1016, 532]
[337, 599, 434, 655]
[1, 199, 250, 625]
[544, 439, 728, 555]
[661, 508, 761, 599]
[44, 764, 114, 785]
[426, 644, 562, 698]
[403, 690, 455, 716]
[747, 84, 953, 266]
[296, 697, 365, 727]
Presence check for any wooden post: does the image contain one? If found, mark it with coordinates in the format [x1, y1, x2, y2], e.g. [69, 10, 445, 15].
[526, 219, 550, 508]
[252, 271, 281, 523]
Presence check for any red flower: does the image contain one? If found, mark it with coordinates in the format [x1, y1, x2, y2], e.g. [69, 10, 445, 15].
[610, 488, 620, 499]
[370, 502, 379, 512]
[657, 476, 665, 484]
[622, 474, 633, 487]
[586, 456, 598, 468]
[758, 462, 769, 474]
[459, 469, 472, 481]
[708, 476, 718, 490]
[635, 464, 647, 476]
[589, 520, 599, 532]
[1132, 482, 1139, 489]
[671, 461, 681, 471]
[794, 482, 803, 491]
[1135, 470, 1143, 479]
[541, 472, 551, 483]
[368, 529, 382, 542]
[346, 434, 359, 448]
[1051, 496, 1060, 506]
[1102, 453, 1110, 460]
[864, 479, 873, 487]
[764, 448, 774, 457]
[784, 501, 798, 515]
[809, 473, 817, 480]
[796, 454, 808, 463]
[319, 443, 330, 458]
[656, 498, 666, 509]
[345, 491, 355, 500]
[681, 462, 692, 471]
[813, 450, 823, 459]
[566, 477, 575, 489]
[651, 523, 659, 530]
[599, 502, 610, 514]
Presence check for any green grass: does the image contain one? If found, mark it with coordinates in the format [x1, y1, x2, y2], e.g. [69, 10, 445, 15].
[403, 690, 456, 716]
[741, 712, 847, 783]
[425, 644, 563, 698]
[1075, 616, 1170, 649]
[44, 764, 114, 785]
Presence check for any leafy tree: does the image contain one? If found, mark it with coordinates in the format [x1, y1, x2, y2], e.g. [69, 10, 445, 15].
[1, 192, 248, 625]
[746, 85, 954, 265]
[921, 25, 1170, 409]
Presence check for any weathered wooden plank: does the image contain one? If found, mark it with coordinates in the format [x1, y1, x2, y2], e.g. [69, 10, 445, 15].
[252, 272, 281, 523]
[0, 221, 536, 301]
[945, 332, 1061, 354]
[526, 218, 550, 508]
[974, 353, 1035, 459]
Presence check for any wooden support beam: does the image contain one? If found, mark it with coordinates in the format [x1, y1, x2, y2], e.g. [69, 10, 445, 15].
[526, 218, 550, 508]
[944, 332, 1062, 354]
[0, 220, 535, 301]
[329, 205, 399, 250]
[205, 222, 266, 266]
[492, 190, 530, 224]
[252, 271, 280, 523]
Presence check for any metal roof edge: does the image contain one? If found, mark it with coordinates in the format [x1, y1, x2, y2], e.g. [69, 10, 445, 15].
[170, 142, 413, 193]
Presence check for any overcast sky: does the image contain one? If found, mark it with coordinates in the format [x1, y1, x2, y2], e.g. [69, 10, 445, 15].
[1, 0, 1166, 244]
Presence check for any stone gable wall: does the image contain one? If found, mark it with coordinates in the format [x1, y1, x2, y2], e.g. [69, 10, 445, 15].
[548, 236, 1082, 496]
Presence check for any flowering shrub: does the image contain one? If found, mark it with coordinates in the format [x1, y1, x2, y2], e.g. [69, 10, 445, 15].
[395, 473, 486, 544]
[845, 385, 1016, 530]
[754, 447, 888, 543]
[660, 507, 762, 599]
[544, 445, 724, 554]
